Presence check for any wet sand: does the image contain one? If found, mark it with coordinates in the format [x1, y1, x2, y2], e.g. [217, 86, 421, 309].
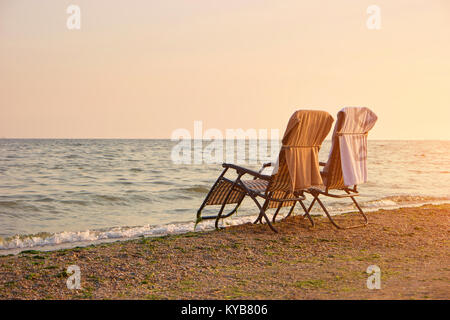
[0, 204, 449, 299]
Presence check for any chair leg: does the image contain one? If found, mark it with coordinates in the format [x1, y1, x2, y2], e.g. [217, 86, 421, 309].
[253, 215, 262, 224]
[260, 209, 278, 233]
[197, 196, 243, 220]
[250, 196, 278, 233]
[347, 195, 369, 228]
[314, 193, 368, 229]
[252, 198, 267, 225]
[304, 197, 317, 216]
[272, 192, 289, 222]
[214, 174, 244, 230]
[285, 201, 297, 218]
[253, 191, 272, 224]
[212, 200, 243, 230]
[314, 195, 342, 229]
[272, 204, 283, 223]
[196, 168, 229, 223]
[298, 200, 315, 228]
[273, 199, 299, 223]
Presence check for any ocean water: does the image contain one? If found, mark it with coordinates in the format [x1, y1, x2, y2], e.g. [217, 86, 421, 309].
[0, 139, 449, 253]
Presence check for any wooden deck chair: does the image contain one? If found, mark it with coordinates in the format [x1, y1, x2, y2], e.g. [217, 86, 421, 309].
[196, 110, 334, 233]
[304, 107, 378, 229]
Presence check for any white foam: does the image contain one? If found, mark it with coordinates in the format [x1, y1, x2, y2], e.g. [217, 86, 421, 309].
[1, 199, 449, 255]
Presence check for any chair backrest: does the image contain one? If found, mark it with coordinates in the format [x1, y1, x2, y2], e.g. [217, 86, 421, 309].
[323, 107, 378, 189]
[268, 110, 334, 193]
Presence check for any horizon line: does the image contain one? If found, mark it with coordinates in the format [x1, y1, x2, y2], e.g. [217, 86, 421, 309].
[0, 138, 449, 141]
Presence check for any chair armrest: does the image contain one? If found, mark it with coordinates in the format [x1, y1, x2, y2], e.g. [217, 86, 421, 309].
[222, 163, 272, 180]
[257, 162, 274, 175]
[262, 162, 273, 168]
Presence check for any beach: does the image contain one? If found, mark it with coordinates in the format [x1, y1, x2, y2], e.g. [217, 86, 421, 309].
[0, 204, 448, 300]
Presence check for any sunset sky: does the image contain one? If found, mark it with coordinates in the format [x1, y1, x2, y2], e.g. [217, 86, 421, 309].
[1, 0, 449, 139]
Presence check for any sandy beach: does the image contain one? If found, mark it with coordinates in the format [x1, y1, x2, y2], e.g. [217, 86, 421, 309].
[0, 204, 449, 300]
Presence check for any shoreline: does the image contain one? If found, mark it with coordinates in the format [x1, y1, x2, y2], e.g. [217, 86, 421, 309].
[0, 204, 449, 299]
[1, 199, 450, 256]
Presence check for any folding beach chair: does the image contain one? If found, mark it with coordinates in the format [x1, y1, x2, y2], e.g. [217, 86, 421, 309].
[304, 107, 378, 229]
[196, 110, 334, 233]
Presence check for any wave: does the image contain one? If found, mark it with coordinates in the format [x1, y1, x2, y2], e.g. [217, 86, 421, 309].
[1, 195, 449, 255]
[156, 186, 210, 200]
[92, 194, 127, 203]
[0, 192, 154, 210]
[0, 201, 20, 208]
[0, 221, 217, 254]
[375, 195, 450, 204]
[304, 195, 450, 215]
[0, 214, 265, 254]
[179, 186, 210, 193]
[0, 200, 42, 212]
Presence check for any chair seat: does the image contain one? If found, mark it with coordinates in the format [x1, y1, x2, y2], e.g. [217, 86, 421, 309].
[205, 178, 269, 206]
[241, 179, 269, 193]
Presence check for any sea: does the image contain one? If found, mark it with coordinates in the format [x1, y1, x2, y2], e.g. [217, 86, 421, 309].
[0, 139, 449, 254]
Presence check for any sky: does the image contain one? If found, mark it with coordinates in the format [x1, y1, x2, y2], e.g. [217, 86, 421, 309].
[1, 0, 449, 139]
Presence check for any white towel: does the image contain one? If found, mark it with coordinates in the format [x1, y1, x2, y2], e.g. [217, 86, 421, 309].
[335, 107, 378, 186]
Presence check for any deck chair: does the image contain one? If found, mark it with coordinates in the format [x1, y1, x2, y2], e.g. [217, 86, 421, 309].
[196, 110, 334, 233]
[304, 107, 378, 229]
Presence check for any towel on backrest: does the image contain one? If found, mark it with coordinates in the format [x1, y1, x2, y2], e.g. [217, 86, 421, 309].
[273, 110, 334, 191]
[334, 107, 378, 186]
